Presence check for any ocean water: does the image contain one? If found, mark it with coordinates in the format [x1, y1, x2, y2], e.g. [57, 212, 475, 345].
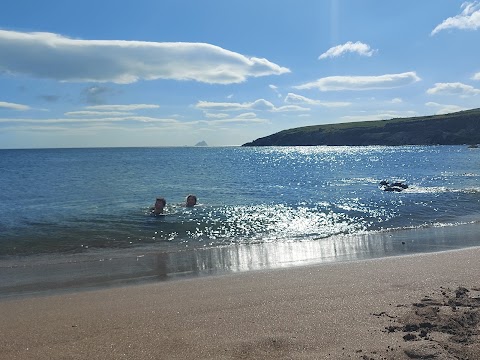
[2, 146, 480, 295]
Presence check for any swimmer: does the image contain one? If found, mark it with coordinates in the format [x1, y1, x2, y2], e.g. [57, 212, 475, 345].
[151, 197, 166, 215]
[185, 194, 197, 207]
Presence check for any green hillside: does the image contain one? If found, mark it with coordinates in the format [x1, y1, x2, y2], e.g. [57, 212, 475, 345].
[243, 108, 480, 146]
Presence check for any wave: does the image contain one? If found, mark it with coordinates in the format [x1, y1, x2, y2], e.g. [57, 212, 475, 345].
[402, 185, 480, 194]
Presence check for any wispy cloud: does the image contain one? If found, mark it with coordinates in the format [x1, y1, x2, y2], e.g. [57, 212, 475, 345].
[235, 112, 258, 119]
[284, 93, 351, 107]
[269, 84, 282, 98]
[294, 72, 421, 91]
[64, 104, 160, 117]
[473, 72, 480, 80]
[431, 1, 480, 35]
[198, 115, 269, 126]
[340, 111, 417, 122]
[195, 99, 309, 112]
[319, 41, 376, 59]
[425, 102, 467, 114]
[81, 86, 116, 105]
[85, 104, 160, 111]
[0, 29, 290, 84]
[0, 101, 30, 111]
[0, 110, 269, 134]
[204, 113, 230, 119]
[0, 116, 179, 125]
[426, 82, 480, 96]
[196, 99, 274, 111]
[65, 111, 134, 117]
[275, 105, 310, 112]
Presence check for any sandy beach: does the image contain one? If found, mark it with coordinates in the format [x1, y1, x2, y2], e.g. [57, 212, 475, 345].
[1, 247, 479, 360]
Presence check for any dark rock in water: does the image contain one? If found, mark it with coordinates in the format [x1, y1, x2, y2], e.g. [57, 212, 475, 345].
[384, 186, 402, 192]
[391, 182, 408, 189]
[380, 180, 408, 192]
[195, 140, 208, 147]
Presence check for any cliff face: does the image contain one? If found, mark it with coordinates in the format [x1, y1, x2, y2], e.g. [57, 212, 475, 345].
[243, 108, 480, 146]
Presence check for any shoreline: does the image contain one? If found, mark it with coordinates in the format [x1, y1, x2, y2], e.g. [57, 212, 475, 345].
[1, 246, 479, 359]
[2, 221, 480, 299]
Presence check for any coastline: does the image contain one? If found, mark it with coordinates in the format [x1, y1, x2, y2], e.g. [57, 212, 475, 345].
[2, 221, 480, 298]
[1, 246, 479, 359]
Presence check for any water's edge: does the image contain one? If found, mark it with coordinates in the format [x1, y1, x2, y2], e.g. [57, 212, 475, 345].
[2, 222, 480, 300]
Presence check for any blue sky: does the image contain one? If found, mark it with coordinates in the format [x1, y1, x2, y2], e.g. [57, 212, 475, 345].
[1, 0, 479, 148]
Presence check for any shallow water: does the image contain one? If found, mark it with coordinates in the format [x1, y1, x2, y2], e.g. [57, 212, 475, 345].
[1, 146, 480, 295]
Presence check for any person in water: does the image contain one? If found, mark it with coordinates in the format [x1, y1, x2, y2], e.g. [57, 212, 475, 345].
[151, 197, 166, 215]
[185, 194, 197, 207]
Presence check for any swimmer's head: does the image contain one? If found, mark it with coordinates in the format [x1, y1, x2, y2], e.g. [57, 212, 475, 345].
[155, 197, 166, 208]
[186, 194, 197, 207]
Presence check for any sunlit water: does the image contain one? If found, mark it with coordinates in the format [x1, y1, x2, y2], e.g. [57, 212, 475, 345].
[1, 146, 480, 294]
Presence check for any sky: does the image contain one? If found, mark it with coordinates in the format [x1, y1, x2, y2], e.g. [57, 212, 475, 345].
[0, 0, 480, 148]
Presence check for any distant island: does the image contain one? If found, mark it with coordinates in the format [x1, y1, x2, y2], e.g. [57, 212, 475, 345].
[195, 140, 208, 147]
[243, 108, 480, 146]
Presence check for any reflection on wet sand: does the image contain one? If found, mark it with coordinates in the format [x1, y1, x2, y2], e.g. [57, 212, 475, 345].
[2, 223, 480, 297]
[164, 222, 480, 277]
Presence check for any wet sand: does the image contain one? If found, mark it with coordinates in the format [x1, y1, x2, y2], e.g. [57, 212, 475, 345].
[1, 247, 479, 359]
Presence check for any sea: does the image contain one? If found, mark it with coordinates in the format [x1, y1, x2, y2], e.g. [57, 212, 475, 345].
[1, 145, 480, 297]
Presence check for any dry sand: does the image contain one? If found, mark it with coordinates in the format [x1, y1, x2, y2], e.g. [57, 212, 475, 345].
[1, 247, 480, 359]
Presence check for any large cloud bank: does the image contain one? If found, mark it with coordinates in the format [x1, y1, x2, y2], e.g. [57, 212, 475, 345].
[0, 30, 290, 84]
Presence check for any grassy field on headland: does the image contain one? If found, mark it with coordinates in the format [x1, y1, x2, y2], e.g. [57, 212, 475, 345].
[243, 108, 480, 146]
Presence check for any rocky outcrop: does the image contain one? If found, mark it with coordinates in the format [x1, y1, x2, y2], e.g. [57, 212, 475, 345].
[379, 180, 408, 192]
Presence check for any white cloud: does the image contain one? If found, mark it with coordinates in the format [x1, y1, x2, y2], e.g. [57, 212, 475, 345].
[319, 41, 376, 59]
[195, 99, 309, 112]
[425, 102, 467, 114]
[473, 72, 480, 80]
[0, 101, 30, 111]
[0, 29, 290, 84]
[294, 72, 421, 91]
[426, 82, 480, 96]
[251, 99, 276, 111]
[432, 1, 480, 35]
[390, 98, 403, 104]
[285, 93, 351, 107]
